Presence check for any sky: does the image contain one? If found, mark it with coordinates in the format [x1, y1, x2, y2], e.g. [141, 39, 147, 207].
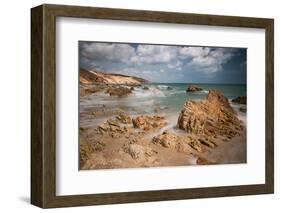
[79, 41, 246, 84]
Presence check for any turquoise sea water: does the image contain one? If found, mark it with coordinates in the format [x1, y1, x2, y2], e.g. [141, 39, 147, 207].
[80, 83, 247, 128]
[134, 83, 246, 112]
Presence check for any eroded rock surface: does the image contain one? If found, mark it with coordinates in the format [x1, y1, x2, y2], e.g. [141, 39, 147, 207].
[178, 90, 244, 141]
[132, 115, 167, 131]
[186, 85, 203, 92]
[232, 96, 246, 104]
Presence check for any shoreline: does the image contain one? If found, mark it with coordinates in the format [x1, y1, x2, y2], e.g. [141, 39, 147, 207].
[80, 83, 247, 170]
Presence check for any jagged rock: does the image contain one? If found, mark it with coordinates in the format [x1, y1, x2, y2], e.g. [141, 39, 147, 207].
[106, 86, 132, 97]
[198, 137, 217, 148]
[178, 90, 244, 140]
[80, 140, 105, 167]
[186, 85, 203, 92]
[80, 85, 105, 96]
[116, 113, 132, 124]
[152, 131, 190, 153]
[132, 115, 167, 131]
[189, 140, 205, 153]
[123, 143, 156, 161]
[97, 118, 132, 138]
[232, 96, 246, 104]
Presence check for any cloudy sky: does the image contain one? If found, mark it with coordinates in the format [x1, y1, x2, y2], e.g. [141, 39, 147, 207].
[79, 41, 246, 84]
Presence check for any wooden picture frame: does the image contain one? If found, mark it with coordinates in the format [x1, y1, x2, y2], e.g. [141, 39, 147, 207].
[31, 4, 274, 208]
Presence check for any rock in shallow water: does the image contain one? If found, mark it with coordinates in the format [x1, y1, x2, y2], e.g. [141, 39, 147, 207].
[186, 84, 203, 92]
[232, 96, 246, 104]
[177, 90, 244, 140]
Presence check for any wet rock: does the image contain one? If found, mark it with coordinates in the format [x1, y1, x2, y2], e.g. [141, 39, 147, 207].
[80, 85, 105, 96]
[239, 106, 247, 112]
[106, 86, 132, 97]
[178, 90, 243, 140]
[196, 157, 210, 165]
[116, 113, 132, 124]
[143, 86, 149, 90]
[80, 140, 105, 167]
[186, 85, 203, 92]
[132, 115, 167, 131]
[123, 143, 157, 161]
[198, 137, 217, 148]
[232, 96, 246, 104]
[152, 131, 190, 153]
[188, 140, 205, 153]
[96, 118, 132, 138]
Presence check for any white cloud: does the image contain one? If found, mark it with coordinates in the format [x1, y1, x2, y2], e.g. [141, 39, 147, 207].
[179, 47, 235, 73]
[80, 43, 135, 65]
[80, 42, 236, 75]
[167, 60, 182, 69]
[179, 47, 210, 58]
[133, 45, 178, 64]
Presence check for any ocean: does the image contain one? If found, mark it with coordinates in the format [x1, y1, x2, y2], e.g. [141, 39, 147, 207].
[80, 83, 247, 128]
[132, 83, 246, 111]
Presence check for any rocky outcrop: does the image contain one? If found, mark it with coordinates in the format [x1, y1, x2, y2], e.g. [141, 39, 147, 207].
[116, 113, 132, 124]
[152, 131, 190, 153]
[232, 96, 246, 104]
[80, 84, 106, 96]
[80, 68, 149, 85]
[132, 115, 167, 131]
[105, 86, 132, 97]
[96, 115, 133, 138]
[186, 85, 203, 92]
[123, 143, 157, 161]
[178, 90, 244, 141]
[239, 106, 246, 113]
[80, 140, 105, 167]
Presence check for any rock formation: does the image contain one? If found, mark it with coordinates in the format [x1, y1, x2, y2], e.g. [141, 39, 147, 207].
[96, 115, 133, 138]
[80, 139, 105, 167]
[232, 96, 246, 104]
[178, 90, 244, 140]
[132, 115, 167, 131]
[105, 86, 132, 97]
[186, 84, 203, 92]
[80, 68, 149, 85]
[152, 131, 190, 153]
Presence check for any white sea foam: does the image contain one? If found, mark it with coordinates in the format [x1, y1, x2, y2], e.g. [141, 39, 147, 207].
[132, 87, 165, 97]
[201, 90, 209, 94]
[156, 85, 171, 90]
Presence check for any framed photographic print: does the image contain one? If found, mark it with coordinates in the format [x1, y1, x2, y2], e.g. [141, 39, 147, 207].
[31, 4, 274, 208]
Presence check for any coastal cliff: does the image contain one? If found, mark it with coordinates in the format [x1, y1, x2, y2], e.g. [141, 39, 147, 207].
[80, 68, 149, 85]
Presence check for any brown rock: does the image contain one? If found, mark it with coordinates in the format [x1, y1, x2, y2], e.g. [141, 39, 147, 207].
[96, 118, 132, 137]
[116, 113, 132, 124]
[239, 106, 246, 112]
[152, 131, 190, 153]
[79, 140, 105, 167]
[186, 84, 203, 92]
[178, 90, 243, 140]
[196, 157, 210, 165]
[132, 115, 167, 131]
[123, 143, 156, 161]
[232, 96, 246, 104]
[198, 137, 217, 148]
[106, 86, 132, 97]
